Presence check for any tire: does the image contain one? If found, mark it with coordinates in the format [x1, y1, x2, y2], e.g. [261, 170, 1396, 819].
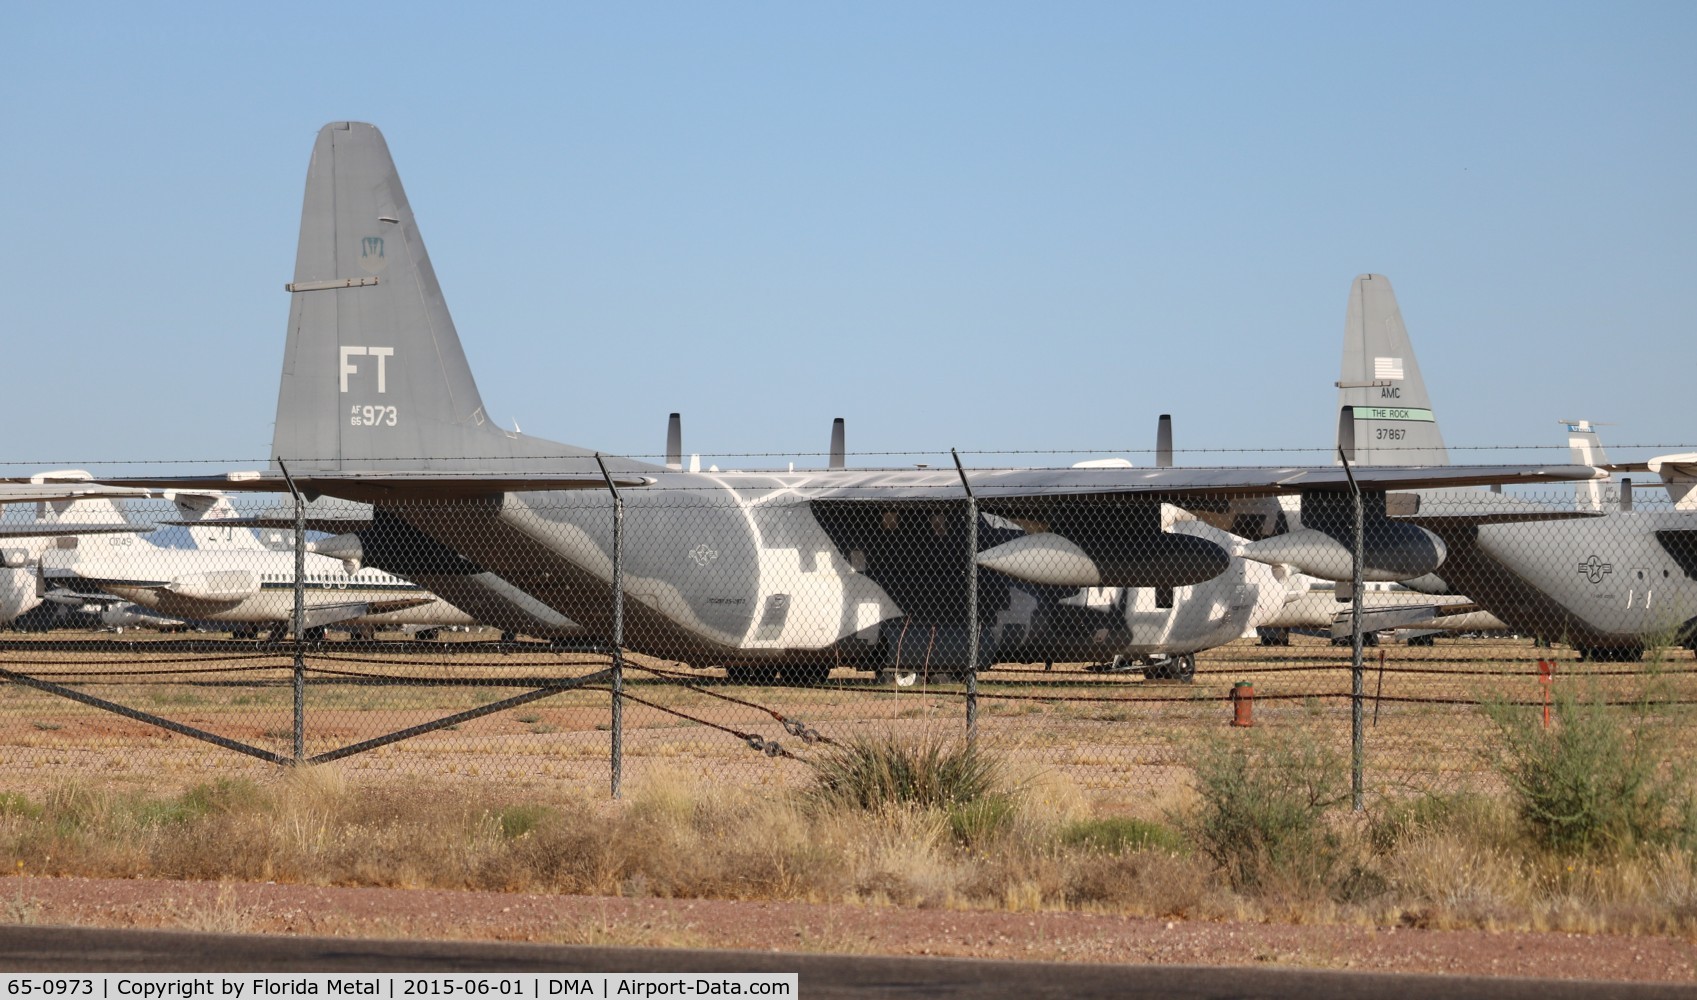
[725, 665, 778, 685]
[1143, 655, 1195, 683]
[786, 664, 831, 686]
[877, 668, 919, 687]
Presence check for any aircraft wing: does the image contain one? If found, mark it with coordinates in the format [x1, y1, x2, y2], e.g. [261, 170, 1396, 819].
[92, 471, 651, 503]
[300, 596, 436, 629]
[163, 516, 372, 533]
[100, 463, 1602, 506]
[795, 463, 1604, 514]
[1328, 601, 1486, 636]
[1391, 488, 1608, 528]
[0, 483, 158, 503]
[0, 524, 155, 538]
[40, 588, 129, 607]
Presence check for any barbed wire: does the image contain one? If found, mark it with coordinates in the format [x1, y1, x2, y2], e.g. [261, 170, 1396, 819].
[4, 441, 1692, 469]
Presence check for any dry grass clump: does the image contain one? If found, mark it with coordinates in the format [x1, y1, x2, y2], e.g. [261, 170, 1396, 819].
[3, 718, 1697, 938]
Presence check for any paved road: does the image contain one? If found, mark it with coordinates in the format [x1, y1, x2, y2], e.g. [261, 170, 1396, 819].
[0, 925, 1687, 999]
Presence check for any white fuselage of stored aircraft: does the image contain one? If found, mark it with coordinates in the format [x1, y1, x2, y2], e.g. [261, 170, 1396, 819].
[49, 545, 475, 629]
[1112, 519, 1292, 657]
[1475, 509, 1697, 646]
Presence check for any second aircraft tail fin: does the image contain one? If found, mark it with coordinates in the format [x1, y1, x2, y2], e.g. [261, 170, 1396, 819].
[1335, 274, 1449, 466]
[1564, 420, 1613, 511]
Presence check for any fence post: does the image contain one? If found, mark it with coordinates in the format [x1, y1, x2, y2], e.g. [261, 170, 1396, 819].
[951, 450, 978, 743]
[1337, 447, 1365, 811]
[595, 454, 625, 800]
[277, 459, 306, 764]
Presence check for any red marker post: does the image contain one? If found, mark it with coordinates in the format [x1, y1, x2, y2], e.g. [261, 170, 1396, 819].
[1537, 659, 1555, 729]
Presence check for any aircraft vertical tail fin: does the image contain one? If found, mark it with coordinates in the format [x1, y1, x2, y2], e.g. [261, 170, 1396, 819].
[272, 122, 612, 472]
[170, 492, 267, 551]
[1564, 420, 1612, 511]
[1335, 274, 1449, 466]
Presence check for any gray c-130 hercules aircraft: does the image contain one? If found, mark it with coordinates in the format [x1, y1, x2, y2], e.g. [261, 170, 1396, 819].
[108, 122, 1604, 676]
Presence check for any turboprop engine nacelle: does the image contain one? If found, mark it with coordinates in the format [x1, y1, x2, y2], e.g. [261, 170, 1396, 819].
[307, 533, 365, 574]
[975, 531, 1230, 588]
[166, 569, 260, 603]
[1240, 524, 1446, 583]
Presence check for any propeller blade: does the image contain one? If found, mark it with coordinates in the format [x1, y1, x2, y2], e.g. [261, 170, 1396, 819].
[829, 418, 845, 470]
[666, 413, 683, 470]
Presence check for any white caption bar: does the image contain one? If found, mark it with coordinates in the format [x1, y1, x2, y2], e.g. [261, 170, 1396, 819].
[0, 975, 797, 1000]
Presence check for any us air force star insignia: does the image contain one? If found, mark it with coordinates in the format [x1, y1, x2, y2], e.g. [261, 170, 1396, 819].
[689, 544, 719, 567]
[1577, 555, 1613, 585]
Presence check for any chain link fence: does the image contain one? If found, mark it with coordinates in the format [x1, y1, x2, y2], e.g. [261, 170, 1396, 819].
[1, 469, 1693, 808]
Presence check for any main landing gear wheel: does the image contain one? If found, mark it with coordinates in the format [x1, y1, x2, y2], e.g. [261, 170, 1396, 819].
[877, 668, 919, 687]
[1578, 646, 1644, 663]
[1143, 653, 1196, 683]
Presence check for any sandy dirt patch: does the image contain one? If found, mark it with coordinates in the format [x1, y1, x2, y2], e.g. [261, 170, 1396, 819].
[3, 875, 1694, 983]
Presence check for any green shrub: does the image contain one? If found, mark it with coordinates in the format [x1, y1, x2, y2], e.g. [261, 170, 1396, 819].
[1060, 816, 1184, 855]
[177, 779, 264, 817]
[0, 794, 39, 819]
[493, 804, 553, 839]
[1365, 791, 1512, 856]
[946, 795, 1017, 848]
[1482, 685, 1693, 854]
[1178, 730, 1348, 890]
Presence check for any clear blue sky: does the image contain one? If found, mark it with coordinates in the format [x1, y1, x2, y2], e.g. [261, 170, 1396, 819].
[3, 2, 1692, 472]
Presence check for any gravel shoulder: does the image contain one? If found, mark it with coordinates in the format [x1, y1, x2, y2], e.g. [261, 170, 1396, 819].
[4, 876, 1694, 983]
